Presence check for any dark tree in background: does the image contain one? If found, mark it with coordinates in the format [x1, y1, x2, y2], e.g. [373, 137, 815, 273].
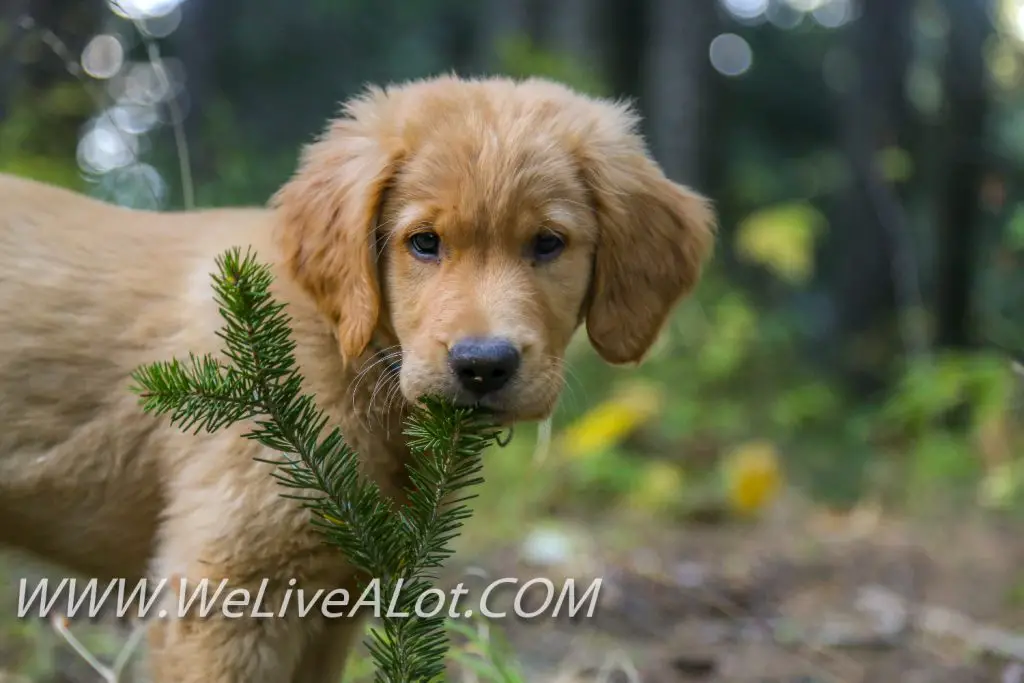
[827, 0, 916, 396]
[935, 0, 993, 350]
[642, 0, 716, 188]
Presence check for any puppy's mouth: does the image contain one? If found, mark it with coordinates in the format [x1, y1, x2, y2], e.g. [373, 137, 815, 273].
[405, 382, 540, 426]
[450, 393, 516, 423]
[404, 387, 550, 427]
[449, 389, 561, 426]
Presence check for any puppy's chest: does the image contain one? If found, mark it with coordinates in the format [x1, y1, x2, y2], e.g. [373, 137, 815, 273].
[181, 426, 413, 579]
[339, 425, 415, 501]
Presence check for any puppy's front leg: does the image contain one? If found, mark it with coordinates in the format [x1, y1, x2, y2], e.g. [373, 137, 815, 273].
[145, 593, 314, 683]
[292, 614, 366, 683]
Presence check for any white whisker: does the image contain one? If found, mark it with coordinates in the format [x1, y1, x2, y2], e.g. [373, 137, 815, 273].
[368, 366, 401, 424]
[350, 347, 402, 404]
[381, 375, 409, 431]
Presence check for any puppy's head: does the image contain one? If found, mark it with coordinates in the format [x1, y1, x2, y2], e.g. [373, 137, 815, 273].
[273, 76, 714, 422]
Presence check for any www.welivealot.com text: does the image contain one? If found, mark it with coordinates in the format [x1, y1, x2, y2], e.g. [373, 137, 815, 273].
[17, 575, 603, 621]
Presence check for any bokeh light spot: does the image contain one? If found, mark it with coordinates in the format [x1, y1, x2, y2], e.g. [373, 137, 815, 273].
[77, 121, 138, 174]
[766, 1, 805, 29]
[81, 34, 124, 80]
[141, 6, 183, 38]
[784, 0, 822, 10]
[108, 0, 185, 20]
[109, 103, 160, 135]
[123, 63, 171, 105]
[720, 0, 769, 21]
[710, 33, 754, 77]
[97, 163, 167, 210]
[812, 0, 853, 28]
[1014, 1, 1024, 42]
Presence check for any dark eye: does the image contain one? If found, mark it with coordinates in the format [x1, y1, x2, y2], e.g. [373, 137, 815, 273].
[531, 231, 565, 262]
[408, 231, 441, 260]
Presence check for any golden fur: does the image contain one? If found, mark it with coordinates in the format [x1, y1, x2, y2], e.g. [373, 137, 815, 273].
[0, 75, 714, 682]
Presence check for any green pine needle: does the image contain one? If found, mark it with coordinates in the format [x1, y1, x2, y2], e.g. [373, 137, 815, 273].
[129, 247, 500, 683]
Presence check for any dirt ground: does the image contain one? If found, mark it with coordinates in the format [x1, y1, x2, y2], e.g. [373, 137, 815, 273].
[2, 499, 1023, 682]
[439, 501, 1024, 683]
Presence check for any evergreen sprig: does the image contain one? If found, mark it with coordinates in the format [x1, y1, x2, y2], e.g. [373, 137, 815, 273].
[130, 247, 500, 682]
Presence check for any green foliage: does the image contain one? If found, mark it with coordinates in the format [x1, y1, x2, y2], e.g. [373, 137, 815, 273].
[906, 432, 979, 501]
[567, 447, 644, 501]
[695, 292, 758, 380]
[130, 248, 500, 683]
[341, 618, 529, 683]
[445, 618, 526, 683]
[882, 353, 1014, 436]
[0, 83, 91, 191]
[1006, 205, 1024, 250]
[493, 36, 608, 97]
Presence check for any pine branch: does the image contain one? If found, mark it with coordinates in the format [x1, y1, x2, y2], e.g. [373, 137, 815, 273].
[130, 353, 258, 434]
[369, 398, 498, 682]
[129, 247, 499, 682]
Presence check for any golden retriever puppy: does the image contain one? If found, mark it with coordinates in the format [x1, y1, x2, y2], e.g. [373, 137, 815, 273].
[0, 75, 713, 682]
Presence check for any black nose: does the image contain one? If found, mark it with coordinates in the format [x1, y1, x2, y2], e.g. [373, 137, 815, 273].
[448, 337, 521, 395]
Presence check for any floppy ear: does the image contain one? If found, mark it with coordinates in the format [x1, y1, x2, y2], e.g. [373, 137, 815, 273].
[579, 117, 715, 365]
[271, 97, 401, 360]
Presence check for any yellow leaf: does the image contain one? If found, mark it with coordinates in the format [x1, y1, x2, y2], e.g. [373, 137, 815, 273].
[735, 202, 826, 284]
[723, 440, 783, 516]
[558, 382, 663, 459]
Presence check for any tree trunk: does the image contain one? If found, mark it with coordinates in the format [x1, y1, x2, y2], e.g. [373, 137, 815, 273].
[543, 0, 601, 70]
[827, 0, 915, 395]
[601, 0, 645, 103]
[0, 0, 33, 122]
[641, 0, 714, 188]
[168, 0, 220, 187]
[934, 0, 992, 349]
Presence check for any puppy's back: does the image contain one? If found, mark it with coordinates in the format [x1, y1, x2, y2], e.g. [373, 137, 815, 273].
[0, 174, 275, 575]
[0, 173, 269, 461]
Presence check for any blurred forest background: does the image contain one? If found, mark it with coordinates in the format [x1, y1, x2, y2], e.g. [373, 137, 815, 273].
[4, 0, 1024, 681]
